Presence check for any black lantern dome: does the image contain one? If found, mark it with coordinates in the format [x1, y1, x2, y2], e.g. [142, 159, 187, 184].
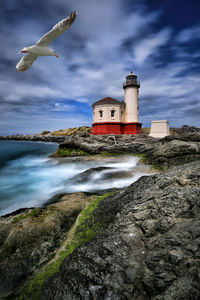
[123, 71, 140, 89]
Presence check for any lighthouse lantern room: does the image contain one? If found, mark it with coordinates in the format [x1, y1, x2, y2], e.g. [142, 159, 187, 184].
[91, 72, 142, 135]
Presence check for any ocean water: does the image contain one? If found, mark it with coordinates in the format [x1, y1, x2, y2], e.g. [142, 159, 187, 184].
[0, 140, 149, 216]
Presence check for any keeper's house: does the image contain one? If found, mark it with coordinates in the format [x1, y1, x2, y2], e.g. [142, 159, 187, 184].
[91, 72, 142, 135]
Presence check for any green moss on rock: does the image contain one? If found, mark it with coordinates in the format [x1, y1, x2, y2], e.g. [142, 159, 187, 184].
[135, 153, 149, 164]
[21, 193, 112, 300]
[12, 209, 41, 223]
[50, 147, 90, 157]
[97, 152, 128, 156]
[142, 127, 150, 134]
[135, 153, 165, 172]
[149, 163, 166, 172]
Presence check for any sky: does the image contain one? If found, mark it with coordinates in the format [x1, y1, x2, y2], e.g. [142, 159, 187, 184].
[0, 0, 200, 135]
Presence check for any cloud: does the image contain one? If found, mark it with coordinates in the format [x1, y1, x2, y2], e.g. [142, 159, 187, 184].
[133, 28, 171, 65]
[0, 112, 91, 135]
[176, 24, 200, 43]
[51, 102, 75, 112]
[0, 0, 199, 134]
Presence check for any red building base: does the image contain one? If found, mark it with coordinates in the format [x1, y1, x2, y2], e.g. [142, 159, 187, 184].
[123, 122, 142, 134]
[91, 122, 142, 135]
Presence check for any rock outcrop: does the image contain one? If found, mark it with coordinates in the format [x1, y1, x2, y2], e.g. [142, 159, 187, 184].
[146, 133, 200, 168]
[41, 161, 200, 299]
[57, 131, 200, 169]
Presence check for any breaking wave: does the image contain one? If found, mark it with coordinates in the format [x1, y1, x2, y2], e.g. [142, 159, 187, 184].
[0, 141, 151, 216]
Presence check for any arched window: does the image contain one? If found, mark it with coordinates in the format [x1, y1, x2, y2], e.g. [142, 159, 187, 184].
[111, 109, 115, 118]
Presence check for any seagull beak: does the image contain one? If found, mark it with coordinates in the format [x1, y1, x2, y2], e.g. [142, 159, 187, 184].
[55, 54, 59, 58]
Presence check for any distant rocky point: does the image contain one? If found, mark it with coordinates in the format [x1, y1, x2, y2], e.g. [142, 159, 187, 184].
[170, 124, 200, 134]
[0, 126, 92, 143]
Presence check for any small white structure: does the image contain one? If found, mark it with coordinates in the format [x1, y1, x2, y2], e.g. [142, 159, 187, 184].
[150, 120, 170, 138]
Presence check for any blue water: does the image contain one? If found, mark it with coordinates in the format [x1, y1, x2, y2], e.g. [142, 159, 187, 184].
[0, 141, 58, 215]
[0, 141, 150, 216]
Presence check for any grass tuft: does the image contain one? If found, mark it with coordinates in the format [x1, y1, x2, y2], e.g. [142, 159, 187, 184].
[12, 209, 40, 223]
[51, 126, 91, 136]
[134, 153, 149, 164]
[142, 127, 150, 134]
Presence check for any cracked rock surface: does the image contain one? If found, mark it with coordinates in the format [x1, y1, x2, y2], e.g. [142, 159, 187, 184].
[41, 161, 200, 299]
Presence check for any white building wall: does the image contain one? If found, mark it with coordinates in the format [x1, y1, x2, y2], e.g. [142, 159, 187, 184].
[124, 87, 139, 123]
[93, 104, 124, 123]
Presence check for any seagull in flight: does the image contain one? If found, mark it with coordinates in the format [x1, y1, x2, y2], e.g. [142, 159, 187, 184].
[16, 11, 77, 72]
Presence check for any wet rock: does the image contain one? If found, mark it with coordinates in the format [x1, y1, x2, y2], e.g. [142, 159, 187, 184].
[41, 162, 200, 299]
[70, 166, 114, 183]
[70, 166, 134, 185]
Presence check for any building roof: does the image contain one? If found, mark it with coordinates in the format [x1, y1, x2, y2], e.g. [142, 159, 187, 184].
[92, 97, 122, 107]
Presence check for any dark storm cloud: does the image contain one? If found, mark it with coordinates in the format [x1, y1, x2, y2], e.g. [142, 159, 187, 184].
[0, 0, 199, 134]
[185, 108, 200, 116]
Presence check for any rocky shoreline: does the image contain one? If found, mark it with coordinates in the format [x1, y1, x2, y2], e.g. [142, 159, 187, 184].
[55, 131, 200, 170]
[0, 134, 65, 143]
[0, 128, 200, 299]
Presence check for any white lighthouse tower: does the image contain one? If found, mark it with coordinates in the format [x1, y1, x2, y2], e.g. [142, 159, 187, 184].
[123, 72, 142, 134]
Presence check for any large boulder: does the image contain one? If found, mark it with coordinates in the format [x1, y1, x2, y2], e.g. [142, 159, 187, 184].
[147, 136, 200, 168]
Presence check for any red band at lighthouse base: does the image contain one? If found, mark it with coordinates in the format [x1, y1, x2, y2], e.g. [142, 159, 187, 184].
[91, 122, 142, 135]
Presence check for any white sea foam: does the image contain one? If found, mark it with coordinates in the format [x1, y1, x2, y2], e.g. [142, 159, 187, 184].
[0, 141, 152, 216]
[106, 156, 140, 169]
[67, 171, 149, 193]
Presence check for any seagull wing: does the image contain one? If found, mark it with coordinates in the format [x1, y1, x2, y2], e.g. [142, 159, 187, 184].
[36, 11, 77, 47]
[16, 53, 38, 72]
